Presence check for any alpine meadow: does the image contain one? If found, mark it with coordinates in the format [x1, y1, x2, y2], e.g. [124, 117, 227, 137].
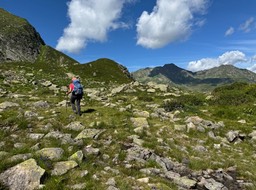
[1, 6, 256, 190]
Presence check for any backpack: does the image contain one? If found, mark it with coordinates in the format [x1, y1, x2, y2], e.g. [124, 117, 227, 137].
[72, 80, 83, 95]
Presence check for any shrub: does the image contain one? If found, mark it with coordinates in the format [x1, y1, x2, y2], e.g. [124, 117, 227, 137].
[162, 94, 204, 112]
[138, 95, 154, 102]
[162, 99, 184, 112]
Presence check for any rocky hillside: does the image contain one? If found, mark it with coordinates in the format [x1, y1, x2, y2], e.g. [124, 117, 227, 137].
[0, 65, 256, 189]
[1, 7, 256, 190]
[132, 64, 256, 92]
[0, 8, 45, 62]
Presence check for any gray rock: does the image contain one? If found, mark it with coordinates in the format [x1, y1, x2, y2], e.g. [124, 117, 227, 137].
[27, 133, 45, 140]
[111, 84, 128, 95]
[0, 158, 45, 190]
[36, 148, 64, 161]
[82, 145, 100, 156]
[41, 81, 52, 87]
[194, 145, 208, 152]
[226, 130, 239, 142]
[64, 121, 85, 131]
[67, 183, 87, 190]
[33, 101, 50, 108]
[173, 176, 197, 189]
[106, 177, 116, 186]
[75, 129, 105, 140]
[130, 117, 149, 128]
[69, 150, 84, 164]
[51, 160, 78, 176]
[8, 153, 33, 163]
[199, 177, 228, 190]
[133, 110, 150, 118]
[174, 125, 186, 131]
[0, 101, 19, 110]
[44, 130, 80, 145]
[24, 111, 38, 118]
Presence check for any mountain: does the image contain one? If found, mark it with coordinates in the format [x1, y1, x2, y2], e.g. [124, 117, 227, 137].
[0, 8, 133, 85]
[132, 63, 256, 91]
[0, 8, 45, 62]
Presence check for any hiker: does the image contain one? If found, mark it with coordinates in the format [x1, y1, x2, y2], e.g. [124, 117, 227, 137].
[66, 77, 83, 116]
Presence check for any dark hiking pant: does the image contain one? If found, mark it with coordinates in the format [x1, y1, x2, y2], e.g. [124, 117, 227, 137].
[70, 94, 82, 115]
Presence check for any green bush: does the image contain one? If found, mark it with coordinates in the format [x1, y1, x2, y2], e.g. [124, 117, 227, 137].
[162, 94, 204, 112]
[138, 95, 154, 102]
[162, 99, 184, 112]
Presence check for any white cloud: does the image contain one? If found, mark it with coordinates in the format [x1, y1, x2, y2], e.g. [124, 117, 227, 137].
[225, 27, 234, 36]
[56, 0, 127, 53]
[239, 17, 255, 33]
[136, 0, 209, 49]
[247, 55, 256, 72]
[187, 51, 247, 72]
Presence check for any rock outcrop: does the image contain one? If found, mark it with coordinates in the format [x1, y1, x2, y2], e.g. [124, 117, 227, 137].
[0, 8, 45, 63]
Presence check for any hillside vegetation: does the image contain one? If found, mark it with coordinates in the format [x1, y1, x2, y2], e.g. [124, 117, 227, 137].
[0, 59, 256, 189]
[1, 7, 256, 190]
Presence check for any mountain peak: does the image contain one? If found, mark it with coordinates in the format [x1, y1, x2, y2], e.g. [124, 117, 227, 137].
[132, 64, 256, 91]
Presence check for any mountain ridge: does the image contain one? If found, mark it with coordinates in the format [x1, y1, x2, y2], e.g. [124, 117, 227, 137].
[0, 8, 133, 85]
[132, 63, 256, 91]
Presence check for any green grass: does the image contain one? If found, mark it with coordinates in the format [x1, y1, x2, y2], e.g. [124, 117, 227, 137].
[1, 59, 256, 189]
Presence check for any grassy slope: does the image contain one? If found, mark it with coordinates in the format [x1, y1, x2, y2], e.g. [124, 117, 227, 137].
[0, 59, 256, 189]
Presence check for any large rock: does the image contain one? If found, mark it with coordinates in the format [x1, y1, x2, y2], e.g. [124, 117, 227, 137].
[75, 129, 105, 140]
[64, 121, 85, 131]
[130, 117, 149, 128]
[0, 101, 19, 110]
[0, 158, 45, 190]
[51, 160, 78, 176]
[36, 148, 64, 161]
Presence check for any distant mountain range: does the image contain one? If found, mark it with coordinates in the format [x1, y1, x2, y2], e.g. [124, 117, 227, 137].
[132, 63, 256, 91]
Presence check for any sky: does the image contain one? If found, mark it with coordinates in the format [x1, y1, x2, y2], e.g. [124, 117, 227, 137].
[0, 0, 256, 72]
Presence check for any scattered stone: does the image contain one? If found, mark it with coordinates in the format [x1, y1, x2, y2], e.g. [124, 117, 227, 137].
[64, 121, 85, 131]
[51, 160, 78, 176]
[24, 110, 38, 118]
[69, 150, 83, 164]
[82, 145, 100, 156]
[36, 148, 64, 161]
[137, 177, 150, 183]
[226, 130, 239, 142]
[174, 125, 186, 131]
[41, 81, 52, 87]
[0, 101, 19, 110]
[75, 129, 105, 140]
[27, 133, 45, 140]
[130, 117, 149, 128]
[33, 100, 50, 108]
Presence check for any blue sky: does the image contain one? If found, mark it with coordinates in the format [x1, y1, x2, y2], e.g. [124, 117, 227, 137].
[1, 0, 256, 72]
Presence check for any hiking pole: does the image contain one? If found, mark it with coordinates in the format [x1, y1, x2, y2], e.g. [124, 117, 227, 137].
[66, 94, 68, 113]
[65, 85, 69, 113]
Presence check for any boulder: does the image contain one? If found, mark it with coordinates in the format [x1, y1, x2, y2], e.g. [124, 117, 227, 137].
[0, 159, 45, 190]
[36, 148, 64, 161]
[51, 160, 78, 176]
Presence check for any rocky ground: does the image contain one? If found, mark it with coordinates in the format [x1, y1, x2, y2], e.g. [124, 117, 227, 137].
[0, 69, 255, 190]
